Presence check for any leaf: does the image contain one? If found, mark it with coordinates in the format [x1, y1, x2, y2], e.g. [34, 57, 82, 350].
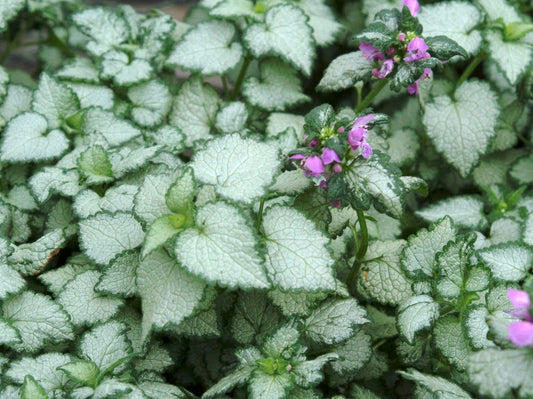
[138, 381, 186, 399]
[56, 57, 100, 84]
[202, 366, 255, 399]
[80, 321, 132, 373]
[208, 0, 258, 20]
[244, 4, 315, 76]
[134, 171, 181, 225]
[127, 80, 172, 127]
[399, 369, 473, 399]
[32, 73, 80, 129]
[415, 196, 488, 231]
[167, 20, 243, 75]
[343, 153, 406, 218]
[434, 315, 472, 371]
[108, 145, 162, 179]
[216, 102, 248, 133]
[297, 0, 341, 46]
[486, 30, 532, 85]
[0, 262, 25, 300]
[6, 353, 71, 393]
[424, 36, 468, 61]
[422, 80, 499, 177]
[137, 249, 206, 342]
[467, 347, 533, 398]
[510, 155, 533, 184]
[166, 167, 196, 214]
[58, 270, 123, 326]
[74, 184, 137, 219]
[0, 319, 20, 346]
[100, 50, 152, 86]
[0, 0, 25, 32]
[175, 202, 269, 288]
[169, 77, 221, 147]
[0, 112, 69, 163]
[525, 212, 533, 246]
[2, 292, 74, 352]
[8, 229, 65, 275]
[232, 292, 281, 344]
[83, 107, 141, 147]
[464, 306, 494, 349]
[358, 240, 413, 306]
[38, 255, 93, 295]
[293, 353, 338, 388]
[397, 295, 440, 343]
[141, 214, 184, 258]
[77, 145, 114, 185]
[317, 51, 374, 92]
[262, 205, 336, 291]
[249, 370, 293, 399]
[72, 7, 130, 56]
[243, 59, 310, 111]
[267, 112, 305, 138]
[66, 83, 114, 110]
[329, 330, 372, 375]
[477, 243, 533, 282]
[418, 1, 483, 55]
[134, 342, 174, 373]
[22, 375, 48, 399]
[303, 298, 368, 344]
[0, 84, 32, 121]
[59, 360, 100, 387]
[401, 216, 456, 280]
[191, 133, 280, 204]
[79, 212, 145, 265]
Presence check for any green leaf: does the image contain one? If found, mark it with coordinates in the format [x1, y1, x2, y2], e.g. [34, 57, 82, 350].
[8, 229, 65, 275]
[243, 59, 310, 111]
[317, 51, 374, 92]
[415, 196, 488, 231]
[293, 353, 338, 388]
[244, 4, 315, 76]
[399, 369, 473, 399]
[166, 167, 196, 214]
[77, 145, 114, 185]
[0, 0, 25, 32]
[423, 80, 499, 177]
[100, 50, 152, 86]
[329, 330, 372, 376]
[267, 112, 305, 138]
[74, 184, 137, 219]
[467, 347, 533, 398]
[191, 133, 280, 204]
[142, 215, 185, 258]
[510, 155, 533, 184]
[397, 295, 440, 344]
[208, 0, 258, 20]
[169, 77, 221, 147]
[202, 366, 255, 399]
[3, 292, 74, 352]
[134, 341, 174, 373]
[59, 360, 100, 387]
[401, 217, 456, 280]
[297, 0, 341, 46]
[175, 202, 269, 288]
[22, 375, 48, 399]
[357, 240, 413, 306]
[32, 73, 80, 129]
[38, 255, 93, 295]
[79, 212, 145, 265]
[56, 57, 100, 84]
[137, 249, 206, 342]
[167, 20, 243, 75]
[303, 298, 368, 344]
[434, 315, 472, 371]
[213, 103, 247, 135]
[486, 30, 532, 85]
[66, 83, 114, 111]
[262, 205, 336, 291]
[138, 381, 186, 399]
[72, 7, 130, 56]
[0, 84, 32, 122]
[127, 80, 172, 127]
[96, 251, 138, 298]
[249, 369, 293, 399]
[58, 270, 123, 326]
[343, 153, 406, 218]
[146, 125, 185, 152]
[80, 321, 132, 373]
[418, 1, 482, 55]
[134, 171, 181, 225]
[83, 107, 141, 147]
[0, 262, 25, 300]
[0, 319, 20, 346]
[108, 144, 162, 179]
[424, 36, 468, 61]
[525, 212, 533, 246]
[270, 170, 312, 196]
[0, 112, 69, 163]
[465, 266, 491, 292]
[232, 291, 281, 344]
[6, 353, 71, 394]
[173, 307, 220, 337]
[477, 243, 533, 282]
[464, 305, 494, 349]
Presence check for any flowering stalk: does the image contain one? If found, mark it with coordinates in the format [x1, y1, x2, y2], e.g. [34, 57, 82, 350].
[355, 78, 388, 113]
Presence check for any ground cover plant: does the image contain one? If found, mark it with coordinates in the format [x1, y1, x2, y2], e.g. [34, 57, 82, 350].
[0, 0, 532, 397]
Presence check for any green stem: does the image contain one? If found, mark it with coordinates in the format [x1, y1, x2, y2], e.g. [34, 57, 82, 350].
[456, 52, 486, 88]
[355, 78, 388, 114]
[356, 209, 368, 260]
[256, 198, 265, 232]
[230, 53, 252, 100]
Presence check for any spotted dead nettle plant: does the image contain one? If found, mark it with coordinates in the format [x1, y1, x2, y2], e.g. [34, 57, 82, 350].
[0, 0, 532, 397]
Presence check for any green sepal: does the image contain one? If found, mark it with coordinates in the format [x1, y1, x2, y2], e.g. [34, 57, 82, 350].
[58, 360, 100, 388]
[22, 375, 48, 399]
[425, 36, 468, 61]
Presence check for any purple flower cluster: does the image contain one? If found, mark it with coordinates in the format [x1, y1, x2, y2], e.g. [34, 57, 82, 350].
[359, 0, 434, 96]
[507, 288, 533, 347]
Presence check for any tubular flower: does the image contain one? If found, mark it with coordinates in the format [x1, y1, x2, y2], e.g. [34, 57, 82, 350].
[507, 289, 533, 347]
[348, 114, 374, 159]
[372, 59, 394, 78]
[402, 0, 420, 17]
[408, 67, 432, 95]
[289, 154, 325, 178]
[359, 41, 384, 60]
[404, 37, 430, 61]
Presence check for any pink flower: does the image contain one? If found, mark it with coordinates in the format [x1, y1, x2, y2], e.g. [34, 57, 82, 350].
[402, 0, 420, 17]
[404, 38, 430, 62]
[508, 321, 533, 347]
[360, 41, 385, 61]
[290, 154, 325, 177]
[398, 32, 407, 42]
[407, 68, 432, 95]
[321, 147, 341, 165]
[506, 289, 533, 347]
[508, 289, 533, 321]
[372, 59, 394, 78]
[348, 114, 374, 159]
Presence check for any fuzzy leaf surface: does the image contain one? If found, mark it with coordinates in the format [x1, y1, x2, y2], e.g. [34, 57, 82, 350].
[317, 51, 374, 92]
[477, 244, 533, 282]
[416, 196, 487, 231]
[397, 295, 440, 343]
